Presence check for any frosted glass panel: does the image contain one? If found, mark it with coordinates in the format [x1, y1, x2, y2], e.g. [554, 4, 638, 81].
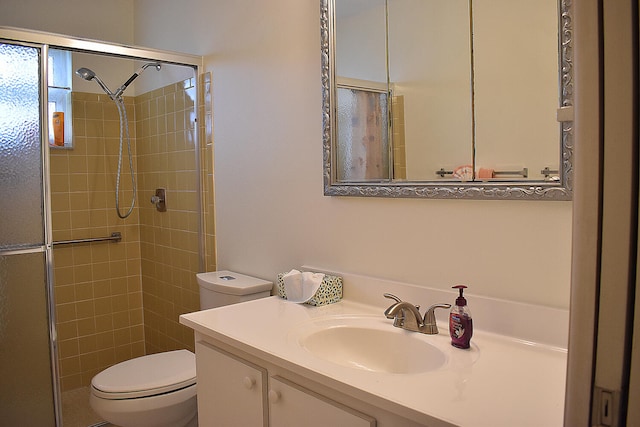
[0, 43, 44, 250]
[0, 253, 55, 426]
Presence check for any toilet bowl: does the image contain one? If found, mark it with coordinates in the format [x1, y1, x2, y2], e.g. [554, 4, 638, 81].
[89, 271, 273, 427]
[90, 350, 197, 427]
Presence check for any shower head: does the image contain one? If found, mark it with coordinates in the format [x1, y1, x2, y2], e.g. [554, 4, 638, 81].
[75, 67, 96, 81]
[75, 67, 114, 98]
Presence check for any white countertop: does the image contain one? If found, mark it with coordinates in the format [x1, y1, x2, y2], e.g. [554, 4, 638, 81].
[180, 296, 567, 427]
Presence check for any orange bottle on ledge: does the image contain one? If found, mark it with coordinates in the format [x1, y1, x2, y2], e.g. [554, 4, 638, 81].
[52, 111, 64, 146]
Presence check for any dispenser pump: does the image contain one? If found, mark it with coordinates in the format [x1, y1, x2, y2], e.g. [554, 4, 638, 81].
[449, 284, 473, 349]
[454, 285, 467, 306]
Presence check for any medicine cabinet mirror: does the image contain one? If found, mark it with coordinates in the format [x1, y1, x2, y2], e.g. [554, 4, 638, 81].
[321, 0, 573, 200]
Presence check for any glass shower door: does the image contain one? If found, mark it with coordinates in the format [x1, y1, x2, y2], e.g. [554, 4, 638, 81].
[0, 41, 57, 426]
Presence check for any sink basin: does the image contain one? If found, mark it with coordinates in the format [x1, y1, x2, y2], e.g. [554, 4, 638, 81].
[295, 317, 447, 374]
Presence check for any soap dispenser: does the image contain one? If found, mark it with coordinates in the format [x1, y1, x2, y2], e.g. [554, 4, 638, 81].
[449, 285, 473, 349]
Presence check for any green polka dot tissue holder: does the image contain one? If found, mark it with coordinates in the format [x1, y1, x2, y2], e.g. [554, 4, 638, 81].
[276, 270, 343, 306]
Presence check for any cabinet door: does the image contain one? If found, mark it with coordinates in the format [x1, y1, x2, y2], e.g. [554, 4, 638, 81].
[195, 341, 267, 426]
[269, 376, 376, 427]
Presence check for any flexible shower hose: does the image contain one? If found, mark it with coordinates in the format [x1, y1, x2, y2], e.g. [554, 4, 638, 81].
[114, 97, 136, 219]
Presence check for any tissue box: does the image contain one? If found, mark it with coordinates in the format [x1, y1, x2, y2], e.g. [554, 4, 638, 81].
[276, 272, 343, 306]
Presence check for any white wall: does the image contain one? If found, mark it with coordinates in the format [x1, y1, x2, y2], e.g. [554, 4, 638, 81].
[388, 0, 473, 179]
[2, 0, 573, 309]
[335, 1, 387, 83]
[0, 0, 137, 93]
[0, 1, 192, 97]
[474, 0, 560, 177]
[0, 0, 134, 45]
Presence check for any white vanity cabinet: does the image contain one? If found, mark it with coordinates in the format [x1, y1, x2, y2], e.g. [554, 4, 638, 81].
[195, 340, 376, 427]
[195, 341, 268, 426]
[182, 288, 568, 427]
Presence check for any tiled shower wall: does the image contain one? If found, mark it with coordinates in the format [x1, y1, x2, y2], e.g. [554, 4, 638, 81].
[51, 73, 214, 391]
[135, 76, 210, 355]
[51, 93, 144, 391]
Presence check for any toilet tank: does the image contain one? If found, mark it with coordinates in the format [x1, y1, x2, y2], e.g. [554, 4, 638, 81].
[196, 270, 273, 309]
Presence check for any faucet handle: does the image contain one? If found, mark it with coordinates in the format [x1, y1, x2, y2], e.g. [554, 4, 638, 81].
[422, 303, 452, 334]
[383, 294, 404, 326]
[383, 293, 419, 310]
[383, 294, 409, 328]
[383, 293, 402, 303]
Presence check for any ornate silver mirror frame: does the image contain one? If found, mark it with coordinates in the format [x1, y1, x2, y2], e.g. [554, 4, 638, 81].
[321, 0, 573, 200]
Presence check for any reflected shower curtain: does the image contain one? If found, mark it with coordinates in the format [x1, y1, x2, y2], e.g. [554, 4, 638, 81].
[336, 87, 390, 181]
[0, 42, 56, 426]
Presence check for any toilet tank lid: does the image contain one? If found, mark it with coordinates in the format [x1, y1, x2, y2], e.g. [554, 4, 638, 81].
[196, 270, 273, 295]
[92, 350, 195, 394]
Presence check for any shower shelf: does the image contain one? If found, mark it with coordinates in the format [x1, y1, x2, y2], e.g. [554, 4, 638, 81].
[52, 232, 122, 246]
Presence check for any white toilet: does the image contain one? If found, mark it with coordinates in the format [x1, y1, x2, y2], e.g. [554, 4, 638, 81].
[89, 271, 273, 427]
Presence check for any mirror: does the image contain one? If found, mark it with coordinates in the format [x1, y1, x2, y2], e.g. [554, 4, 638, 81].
[321, 0, 573, 200]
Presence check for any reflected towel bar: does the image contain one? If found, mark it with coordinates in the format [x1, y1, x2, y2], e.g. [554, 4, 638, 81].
[435, 168, 454, 177]
[493, 168, 528, 178]
[52, 232, 122, 246]
[435, 168, 528, 178]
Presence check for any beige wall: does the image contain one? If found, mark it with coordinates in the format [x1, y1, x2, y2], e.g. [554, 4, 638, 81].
[473, 0, 560, 176]
[0, 0, 134, 45]
[134, 0, 572, 309]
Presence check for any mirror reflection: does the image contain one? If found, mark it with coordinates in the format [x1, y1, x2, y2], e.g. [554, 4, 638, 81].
[322, 0, 573, 200]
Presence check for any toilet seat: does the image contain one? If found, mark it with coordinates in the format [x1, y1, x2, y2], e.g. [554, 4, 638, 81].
[91, 350, 196, 400]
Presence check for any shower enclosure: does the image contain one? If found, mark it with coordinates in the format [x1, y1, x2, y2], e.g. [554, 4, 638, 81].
[0, 27, 213, 426]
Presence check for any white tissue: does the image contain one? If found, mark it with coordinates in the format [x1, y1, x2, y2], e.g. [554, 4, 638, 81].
[282, 269, 325, 303]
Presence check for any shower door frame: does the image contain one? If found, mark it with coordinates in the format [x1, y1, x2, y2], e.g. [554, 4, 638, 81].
[0, 26, 205, 426]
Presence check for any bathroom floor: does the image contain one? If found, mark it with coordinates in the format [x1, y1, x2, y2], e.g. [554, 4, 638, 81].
[61, 387, 118, 427]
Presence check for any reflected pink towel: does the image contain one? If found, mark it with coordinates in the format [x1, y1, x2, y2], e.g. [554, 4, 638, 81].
[478, 168, 495, 179]
[452, 165, 473, 181]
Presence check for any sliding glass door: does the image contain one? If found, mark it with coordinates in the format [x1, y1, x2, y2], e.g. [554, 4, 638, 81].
[0, 41, 57, 426]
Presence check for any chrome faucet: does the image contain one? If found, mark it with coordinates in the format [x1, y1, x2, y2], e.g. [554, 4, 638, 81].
[383, 293, 451, 335]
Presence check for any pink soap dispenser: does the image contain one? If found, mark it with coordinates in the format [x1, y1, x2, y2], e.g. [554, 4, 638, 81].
[449, 285, 473, 349]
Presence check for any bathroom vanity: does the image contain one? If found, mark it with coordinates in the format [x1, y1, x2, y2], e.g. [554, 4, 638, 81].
[180, 271, 568, 426]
